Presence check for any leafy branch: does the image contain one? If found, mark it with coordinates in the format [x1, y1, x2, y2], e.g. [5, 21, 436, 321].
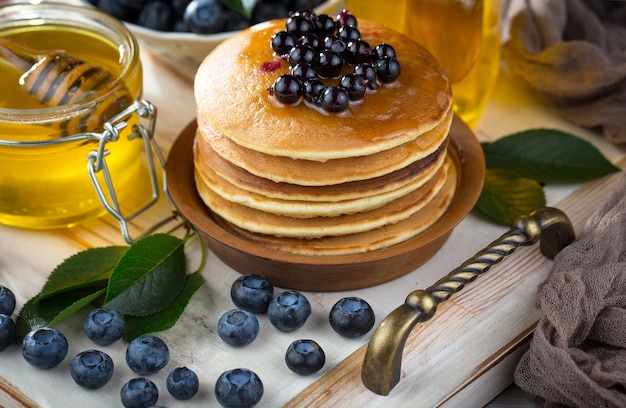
[16, 228, 206, 342]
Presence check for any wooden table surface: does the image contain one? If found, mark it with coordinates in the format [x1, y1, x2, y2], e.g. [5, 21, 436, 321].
[0, 50, 624, 408]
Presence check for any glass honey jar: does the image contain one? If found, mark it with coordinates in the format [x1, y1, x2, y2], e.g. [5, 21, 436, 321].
[0, 1, 163, 240]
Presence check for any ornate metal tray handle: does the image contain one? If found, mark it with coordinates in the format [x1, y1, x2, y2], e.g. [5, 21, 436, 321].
[361, 207, 575, 396]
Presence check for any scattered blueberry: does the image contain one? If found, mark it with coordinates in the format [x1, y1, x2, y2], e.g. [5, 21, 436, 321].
[285, 339, 325, 375]
[230, 274, 274, 313]
[0, 314, 16, 351]
[329, 297, 376, 338]
[184, 0, 226, 34]
[137, 0, 174, 31]
[215, 368, 263, 408]
[0, 285, 16, 316]
[167, 366, 199, 400]
[83, 307, 125, 346]
[126, 335, 170, 375]
[217, 309, 260, 347]
[69, 349, 114, 389]
[21, 327, 69, 369]
[267, 290, 311, 332]
[121, 377, 159, 408]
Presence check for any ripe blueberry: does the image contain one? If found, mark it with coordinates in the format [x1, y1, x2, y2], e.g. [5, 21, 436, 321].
[125, 335, 169, 375]
[267, 290, 311, 332]
[285, 339, 325, 375]
[329, 297, 376, 338]
[230, 274, 274, 313]
[69, 349, 114, 389]
[215, 368, 263, 408]
[83, 307, 125, 346]
[0, 285, 16, 316]
[22, 327, 69, 369]
[0, 314, 16, 351]
[217, 309, 259, 347]
[167, 366, 199, 400]
[120, 377, 159, 408]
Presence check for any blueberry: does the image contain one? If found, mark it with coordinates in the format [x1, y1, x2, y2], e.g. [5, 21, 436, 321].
[0, 314, 16, 351]
[83, 307, 125, 346]
[22, 327, 69, 369]
[126, 335, 169, 375]
[0, 285, 16, 316]
[223, 9, 251, 32]
[230, 274, 274, 313]
[121, 377, 159, 408]
[270, 31, 297, 57]
[329, 297, 375, 338]
[184, 0, 226, 34]
[96, 0, 139, 23]
[69, 349, 114, 389]
[166, 366, 199, 400]
[217, 309, 259, 347]
[285, 339, 325, 375]
[137, 1, 175, 31]
[214, 368, 263, 408]
[267, 290, 311, 332]
[251, 2, 288, 25]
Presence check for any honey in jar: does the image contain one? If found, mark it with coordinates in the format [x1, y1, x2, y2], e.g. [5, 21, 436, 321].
[0, 1, 152, 230]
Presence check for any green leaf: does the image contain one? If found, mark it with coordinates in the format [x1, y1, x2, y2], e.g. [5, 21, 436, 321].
[35, 246, 127, 302]
[476, 168, 546, 225]
[123, 271, 205, 341]
[219, 0, 258, 18]
[16, 286, 107, 338]
[104, 234, 186, 317]
[481, 129, 620, 183]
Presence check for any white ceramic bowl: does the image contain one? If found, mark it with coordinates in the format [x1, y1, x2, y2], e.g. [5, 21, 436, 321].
[126, 0, 345, 80]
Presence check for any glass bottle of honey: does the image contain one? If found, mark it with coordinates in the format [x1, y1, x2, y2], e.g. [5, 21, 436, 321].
[344, 0, 501, 127]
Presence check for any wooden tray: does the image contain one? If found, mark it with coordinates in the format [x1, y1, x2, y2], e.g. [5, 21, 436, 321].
[166, 115, 485, 291]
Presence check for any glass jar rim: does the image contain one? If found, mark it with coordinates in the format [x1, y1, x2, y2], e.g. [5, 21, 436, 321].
[0, 0, 140, 120]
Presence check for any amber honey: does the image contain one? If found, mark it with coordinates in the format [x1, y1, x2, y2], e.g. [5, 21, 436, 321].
[345, 0, 500, 127]
[0, 2, 150, 230]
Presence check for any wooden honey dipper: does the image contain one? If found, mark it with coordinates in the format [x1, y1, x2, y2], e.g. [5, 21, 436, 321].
[0, 38, 132, 134]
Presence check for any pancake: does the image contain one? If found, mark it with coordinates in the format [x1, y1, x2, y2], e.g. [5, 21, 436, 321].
[194, 19, 452, 161]
[194, 158, 450, 238]
[194, 128, 449, 202]
[194, 141, 448, 217]
[217, 159, 457, 256]
[196, 107, 453, 186]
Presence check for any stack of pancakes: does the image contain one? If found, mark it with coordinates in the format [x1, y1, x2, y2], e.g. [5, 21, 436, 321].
[192, 19, 456, 256]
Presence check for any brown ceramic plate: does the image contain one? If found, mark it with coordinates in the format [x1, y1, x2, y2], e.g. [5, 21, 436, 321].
[167, 116, 485, 292]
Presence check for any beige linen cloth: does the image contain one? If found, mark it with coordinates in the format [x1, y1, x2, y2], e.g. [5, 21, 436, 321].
[513, 171, 626, 407]
[502, 0, 626, 145]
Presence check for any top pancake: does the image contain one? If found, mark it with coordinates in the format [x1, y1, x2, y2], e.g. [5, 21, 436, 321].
[194, 19, 452, 161]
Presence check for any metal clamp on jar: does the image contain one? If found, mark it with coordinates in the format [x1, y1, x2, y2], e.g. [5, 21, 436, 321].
[0, 1, 171, 243]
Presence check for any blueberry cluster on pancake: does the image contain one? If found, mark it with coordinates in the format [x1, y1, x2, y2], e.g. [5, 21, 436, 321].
[192, 10, 456, 256]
